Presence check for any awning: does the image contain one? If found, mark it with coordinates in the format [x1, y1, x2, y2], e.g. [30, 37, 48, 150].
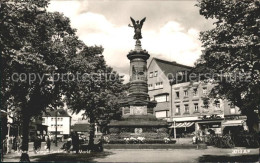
[222, 120, 245, 127]
[169, 122, 194, 128]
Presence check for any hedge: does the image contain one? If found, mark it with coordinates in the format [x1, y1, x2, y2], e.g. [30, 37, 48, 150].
[106, 139, 176, 144]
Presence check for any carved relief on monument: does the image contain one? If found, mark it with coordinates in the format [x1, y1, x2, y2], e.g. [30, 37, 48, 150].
[130, 106, 147, 115]
[132, 65, 147, 80]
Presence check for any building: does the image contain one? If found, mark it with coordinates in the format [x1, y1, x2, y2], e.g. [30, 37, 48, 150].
[42, 109, 71, 138]
[147, 57, 246, 137]
[168, 81, 242, 137]
[147, 57, 192, 118]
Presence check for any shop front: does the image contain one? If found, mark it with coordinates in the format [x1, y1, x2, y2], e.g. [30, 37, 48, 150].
[196, 120, 222, 135]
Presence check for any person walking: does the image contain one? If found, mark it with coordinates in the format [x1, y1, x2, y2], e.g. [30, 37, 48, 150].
[72, 132, 79, 154]
[46, 136, 51, 153]
[33, 136, 38, 154]
[17, 136, 22, 153]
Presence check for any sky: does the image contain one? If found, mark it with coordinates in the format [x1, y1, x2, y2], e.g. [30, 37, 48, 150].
[47, 0, 215, 121]
[47, 0, 215, 83]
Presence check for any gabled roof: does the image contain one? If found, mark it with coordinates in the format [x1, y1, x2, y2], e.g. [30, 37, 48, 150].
[151, 58, 192, 78]
[43, 109, 71, 117]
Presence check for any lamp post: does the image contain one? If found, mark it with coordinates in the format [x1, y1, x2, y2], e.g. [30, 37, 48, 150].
[55, 109, 58, 147]
[169, 77, 176, 139]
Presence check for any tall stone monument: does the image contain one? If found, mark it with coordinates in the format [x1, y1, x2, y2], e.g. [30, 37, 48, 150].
[108, 17, 167, 135]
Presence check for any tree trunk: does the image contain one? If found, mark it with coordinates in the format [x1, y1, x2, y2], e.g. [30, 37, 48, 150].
[20, 115, 30, 162]
[88, 116, 95, 151]
[245, 110, 259, 133]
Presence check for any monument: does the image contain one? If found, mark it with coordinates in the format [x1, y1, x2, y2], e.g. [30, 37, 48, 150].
[108, 17, 168, 138]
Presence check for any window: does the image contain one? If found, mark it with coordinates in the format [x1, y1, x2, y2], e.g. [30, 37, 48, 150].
[184, 104, 189, 113]
[184, 90, 188, 97]
[193, 88, 198, 96]
[155, 82, 163, 89]
[42, 118, 45, 123]
[230, 108, 236, 114]
[175, 92, 180, 99]
[214, 100, 221, 110]
[215, 100, 220, 108]
[202, 87, 207, 95]
[154, 71, 158, 77]
[194, 103, 199, 112]
[155, 111, 167, 118]
[60, 118, 63, 121]
[148, 84, 153, 90]
[154, 94, 168, 102]
[176, 105, 180, 114]
[149, 72, 153, 78]
[57, 118, 60, 121]
[51, 118, 54, 121]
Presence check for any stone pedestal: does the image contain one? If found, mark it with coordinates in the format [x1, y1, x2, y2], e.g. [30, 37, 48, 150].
[107, 40, 167, 136]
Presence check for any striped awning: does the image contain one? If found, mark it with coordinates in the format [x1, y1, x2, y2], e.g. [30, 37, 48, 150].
[169, 122, 194, 128]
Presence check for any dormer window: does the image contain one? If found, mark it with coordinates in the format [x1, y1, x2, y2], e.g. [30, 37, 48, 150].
[154, 71, 158, 77]
[149, 72, 153, 78]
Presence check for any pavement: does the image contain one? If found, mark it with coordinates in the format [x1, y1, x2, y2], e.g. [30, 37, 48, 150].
[2, 145, 259, 162]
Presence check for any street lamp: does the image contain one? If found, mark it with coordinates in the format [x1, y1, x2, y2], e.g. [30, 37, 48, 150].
[169, 77, 176, 139]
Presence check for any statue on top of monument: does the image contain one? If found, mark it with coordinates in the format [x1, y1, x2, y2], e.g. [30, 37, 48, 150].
[128, 17, 146, 40]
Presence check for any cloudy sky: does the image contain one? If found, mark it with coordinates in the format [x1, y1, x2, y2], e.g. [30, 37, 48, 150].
[47, 0, 215, 82]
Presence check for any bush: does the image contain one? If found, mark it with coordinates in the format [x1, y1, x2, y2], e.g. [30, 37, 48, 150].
[234, 132, 259, 148]
[107, 138, 176, 144]
[109, 128, 120, 134]
[158, 128, 168, 133]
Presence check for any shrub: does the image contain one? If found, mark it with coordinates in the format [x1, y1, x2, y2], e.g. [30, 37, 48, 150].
[109, 128, 120, 134]
[158, 128, 168, 133]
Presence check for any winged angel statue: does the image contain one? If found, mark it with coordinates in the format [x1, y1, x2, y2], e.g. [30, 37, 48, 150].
[128, 17, 146, 40]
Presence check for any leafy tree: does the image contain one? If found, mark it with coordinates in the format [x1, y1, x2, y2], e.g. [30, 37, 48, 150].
[65, 45, 126, 150]
[0, 0, 80, 160]
[194, 0, 260, 132]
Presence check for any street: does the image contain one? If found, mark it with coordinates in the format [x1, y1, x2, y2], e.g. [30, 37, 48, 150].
[3, 146, 259, 162]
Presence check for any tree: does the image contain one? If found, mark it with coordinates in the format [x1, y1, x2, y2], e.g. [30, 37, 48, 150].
[65, 45, 126, 150]
[0, 0, 79, 161]
[194, 0, 260, 132]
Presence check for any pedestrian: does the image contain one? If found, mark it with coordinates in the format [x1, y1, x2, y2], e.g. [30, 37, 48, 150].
[8, 136, 13, 153]
[17, 136, 22, 153]
[37, 135, 42, 152]
[33, 136, 38, 154]
[46, 136, 51, 153]
[12, 136, 17, 152]
[72, 132, 79, 153]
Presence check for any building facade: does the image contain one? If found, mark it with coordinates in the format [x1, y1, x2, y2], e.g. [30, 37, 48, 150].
[169, 81, 242, 137]
[147, 58, 192, 119]
[42, 109, 71, 138]
[147, 57, 246, 137]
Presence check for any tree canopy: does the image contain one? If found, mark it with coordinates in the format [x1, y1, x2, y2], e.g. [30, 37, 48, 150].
[65, 45, 126, 147]
[1, 0, 127, 159]
[194, 0, 260, 132]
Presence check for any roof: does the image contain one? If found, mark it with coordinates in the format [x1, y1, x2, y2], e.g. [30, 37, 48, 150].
[149, 58, 193, 79]
[72, 123, 90, 132]
[43, 109, 71, 117]
[222, 120, 245, 127]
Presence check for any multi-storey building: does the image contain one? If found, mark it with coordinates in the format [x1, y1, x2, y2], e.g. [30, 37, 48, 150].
[169, 81, 242, 137]
[147, 58, 192, 118]
[147, 57, 246, 137]
[42, 109, 71, 138]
